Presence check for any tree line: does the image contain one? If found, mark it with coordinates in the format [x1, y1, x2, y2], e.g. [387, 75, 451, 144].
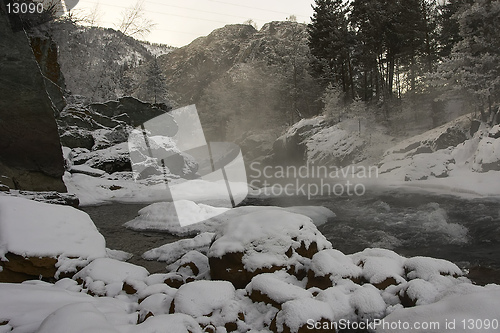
[308, 0, 500, 125]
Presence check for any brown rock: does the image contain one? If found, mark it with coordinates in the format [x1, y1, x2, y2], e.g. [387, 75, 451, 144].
[209, 252, 285, 289]
[0, 252, 58, 283]
[373, 277, 399, 290]
[306, 271, 333, 290]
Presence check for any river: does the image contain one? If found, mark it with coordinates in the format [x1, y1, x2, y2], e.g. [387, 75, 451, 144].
[81, 189, 500, 284]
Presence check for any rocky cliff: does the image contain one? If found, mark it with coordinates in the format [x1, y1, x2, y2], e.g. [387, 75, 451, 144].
[0, 8, 66, 192]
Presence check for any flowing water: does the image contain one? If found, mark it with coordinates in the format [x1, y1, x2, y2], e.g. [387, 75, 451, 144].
[81, 189, 500, 283]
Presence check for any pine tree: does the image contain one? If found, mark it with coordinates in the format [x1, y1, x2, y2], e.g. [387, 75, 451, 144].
[138, 56, 168, 104]
[308, 0, 354, 99]
[445, 0, 500, 120]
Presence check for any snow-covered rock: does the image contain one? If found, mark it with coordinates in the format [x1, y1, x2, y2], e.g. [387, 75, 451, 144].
[172, 280, 243, 330]
[0, 196, 106, 281]
[73, 258, 149, 297]
[208, 209, 332, 288]
[272, 298, 334, 333]
[142, 232, 214, 264]
[246, 273, 312, 308]
[126, 202, 335, 236]
[0, 282, 136, 332]
[377, 288, 500, 333]
[307, 249, 363, 289]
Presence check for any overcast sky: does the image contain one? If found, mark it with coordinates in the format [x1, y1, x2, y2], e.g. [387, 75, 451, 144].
[74, 0, 315, 47]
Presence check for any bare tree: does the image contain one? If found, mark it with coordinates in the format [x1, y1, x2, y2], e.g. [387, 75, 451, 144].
[115, 0, 156, 38]
[81, 1, 102, 26]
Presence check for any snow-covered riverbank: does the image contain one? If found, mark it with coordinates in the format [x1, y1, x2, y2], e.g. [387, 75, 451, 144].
[1, 195, 499, 332]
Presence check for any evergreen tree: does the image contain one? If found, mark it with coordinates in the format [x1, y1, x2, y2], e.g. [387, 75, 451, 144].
[308, 0, 354, 99]
[438, 0, 500, 121]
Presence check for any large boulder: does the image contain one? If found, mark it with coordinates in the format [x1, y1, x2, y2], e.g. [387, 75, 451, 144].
[0, 196, 106, 283]
[207, 209, 332, 289]
[0, 10, 66, 192]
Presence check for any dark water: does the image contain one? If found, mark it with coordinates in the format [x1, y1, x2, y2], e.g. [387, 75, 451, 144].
[80, 204, 184, 273]
[81, 190, 500, 283]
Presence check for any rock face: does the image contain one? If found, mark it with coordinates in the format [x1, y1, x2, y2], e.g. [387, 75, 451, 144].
[0, 10, 66, 192]
[30, 36, 67, 114]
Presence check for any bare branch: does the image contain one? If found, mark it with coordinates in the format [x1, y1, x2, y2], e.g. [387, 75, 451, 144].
[115, 0, 157, 38]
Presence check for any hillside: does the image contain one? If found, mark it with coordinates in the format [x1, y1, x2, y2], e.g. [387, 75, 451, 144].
[36, 20, 173, 103]
[131, 21, 321, 141]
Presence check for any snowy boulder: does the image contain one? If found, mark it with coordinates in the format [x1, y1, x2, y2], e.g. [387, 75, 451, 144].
[305, 120, 367, 167]
[37, 302, 120, 333]
[138, 293, 176, 323]
[143, 232, 215, 265]
[377, 288, 500, 333]
[350, 284, 387, 321]
[172, 280, 244, 331]
[307, 249, 363, 289]
[350, 248, 406, 290]
[73, 142, 132, 174]
[73, 258, 149, 296]
[207, 209, 332, 288]
[473, 136, 500, 172]
[166, 250, 210, 281]
[0, 196, 106, 282]
[404, 256, 463, 280]
[379, 148, 455, 181]
[246, 273, 312, 309]
[271, 298, 334, 333]
[398, 278, 439, 307]
[383, 115, 471, 157]
[488, 124, 500, 139]
[0, 282, 136, 332]
[59, 127, 95, 150]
